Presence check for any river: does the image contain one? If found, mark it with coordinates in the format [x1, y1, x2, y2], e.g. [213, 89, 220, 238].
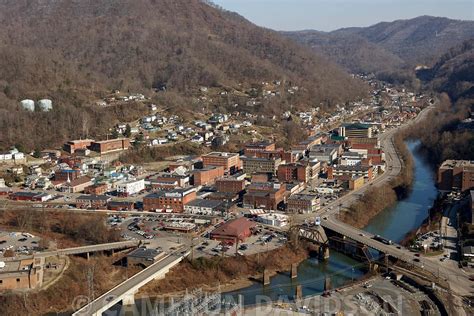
[224, 140, 437, 305]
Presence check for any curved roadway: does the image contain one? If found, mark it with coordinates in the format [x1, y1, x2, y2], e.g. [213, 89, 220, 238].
[299, 106, 472, 303]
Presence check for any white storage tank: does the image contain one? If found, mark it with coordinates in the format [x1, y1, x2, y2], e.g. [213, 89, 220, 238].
[20, 99, 35, 112]
[37, 99, 53, 112]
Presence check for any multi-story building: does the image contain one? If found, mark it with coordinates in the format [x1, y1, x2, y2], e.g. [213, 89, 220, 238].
[192, 166, 225, 186]
[184, 199, 225, 215]
[63, 139, 94, 154]
[201, 152, 241, 174]
[75, 195, 111, 209]
[328, 165, 373, 180]
[287, 194, 321, 213]
[339, 152, 363, 166]
[437, 160, 474, 192]
[347, 137, 379, 147]
[469, 190, 474, 225]
[216, 177, 246, 193]
[277, 163, 310, 183]
[349, 175, 365, 190]
[90, 138, 130, 154]
[0, 257, 44, 291]
[340, 123, 372, 138]
[54, 169, 81, 182]
[299, 158, 321, 180]
[150, 173, 190, 190]
[116, 179, 145, 197]
[244, 141, 276, 156]
[243, 182, 286, 210]
[248, 148, 296, 163]
[143, 188, 197, 212]
[84, 183, 108, 195]
[241, 157, 281, 175]
[309, 145, 338, 164]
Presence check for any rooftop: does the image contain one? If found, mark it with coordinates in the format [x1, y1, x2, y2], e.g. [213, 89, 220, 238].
[127, 248, 162, 260]
[185, 199, 224, 209]
[211, 217, 256, 238]
[76, 194, 111, 201]
[440, 160, 474, 170]
[203, 152, 239, 158]
[288, 194, 319, 201]
[342, 123, 371, 130]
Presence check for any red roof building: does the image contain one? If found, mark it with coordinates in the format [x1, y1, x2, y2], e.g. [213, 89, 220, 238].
[210, 217, 256, 243]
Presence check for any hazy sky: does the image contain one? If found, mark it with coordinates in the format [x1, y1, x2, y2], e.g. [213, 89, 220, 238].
[212, 0, 474, 31]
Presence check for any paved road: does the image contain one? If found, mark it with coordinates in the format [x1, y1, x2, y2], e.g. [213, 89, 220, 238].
[4, 240, 140, 261]
[73, 248, 189, 316]
[297, 105, 472, 300]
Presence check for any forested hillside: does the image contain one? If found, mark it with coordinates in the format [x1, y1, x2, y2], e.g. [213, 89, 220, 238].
[284, 16, 474, 86]
[0, 0, 367, 150]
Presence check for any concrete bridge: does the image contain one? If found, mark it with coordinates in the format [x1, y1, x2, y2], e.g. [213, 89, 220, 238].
[73, 249, 189, 316]
[3, 240, 142, 262]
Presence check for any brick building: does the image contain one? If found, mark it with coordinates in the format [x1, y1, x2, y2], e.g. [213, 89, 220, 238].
[193, 166, 225, 186]
[107, 200, 135, 211]
[201, 152, 241, 174]
[347, 137, 379, 147]
[210, 217, 256, 242]
[143, 188, 197, 212]
[0, 257, 44, 291]
[90, 138, 130, 154]
[54, 169, 81, 182]
[63, 139, 94, 154]
[251, 149, 296, 163]
[9, 192, 52, 202]
[349, 175, 365, 190]
[84, 183, 108, 195]
[287, 194, 320, 213]
[244, 141, 276, 156]
[216, 177, 246, 193]
[437, 160, 474, 192]
[277, 163, 309, 183]
[75, 195, 111, 209]
[243, 182, 286, 210]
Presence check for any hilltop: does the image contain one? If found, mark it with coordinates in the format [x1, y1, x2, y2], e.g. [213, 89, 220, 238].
[284, 16, 474, 84]
[417, 39, 474, 101]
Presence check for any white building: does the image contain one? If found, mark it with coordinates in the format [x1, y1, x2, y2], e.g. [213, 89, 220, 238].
[116, 179, 145, 197]
[257, 213, 289, 227]
[340, 152, 362, 166]
[184, 199, 224, 215]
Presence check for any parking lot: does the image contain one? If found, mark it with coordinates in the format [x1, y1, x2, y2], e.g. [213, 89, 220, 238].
[194, 227, 286, 258]
[109, 214, 288, 258]
[0, 231, 42, 258]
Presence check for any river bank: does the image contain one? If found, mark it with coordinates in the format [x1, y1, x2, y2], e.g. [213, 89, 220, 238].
[339, 132, 414, 229]
[138, 245, 309, 299]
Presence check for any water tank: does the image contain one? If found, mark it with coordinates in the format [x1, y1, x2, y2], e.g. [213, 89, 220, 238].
[20, 99, 35, 112]
[37, 99, 53, 112]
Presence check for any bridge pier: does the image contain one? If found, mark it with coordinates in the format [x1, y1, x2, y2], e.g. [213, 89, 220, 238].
[290, 263, 297, 279]
[263, 269, 270, 285]
[295, 285, 302, 301]
[369, 262, 379, 272]
[324, 277, 332, 292]
[86, 252, 90, 261]
[122, 292, 136, 306]
[319, 245, 330, 260]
